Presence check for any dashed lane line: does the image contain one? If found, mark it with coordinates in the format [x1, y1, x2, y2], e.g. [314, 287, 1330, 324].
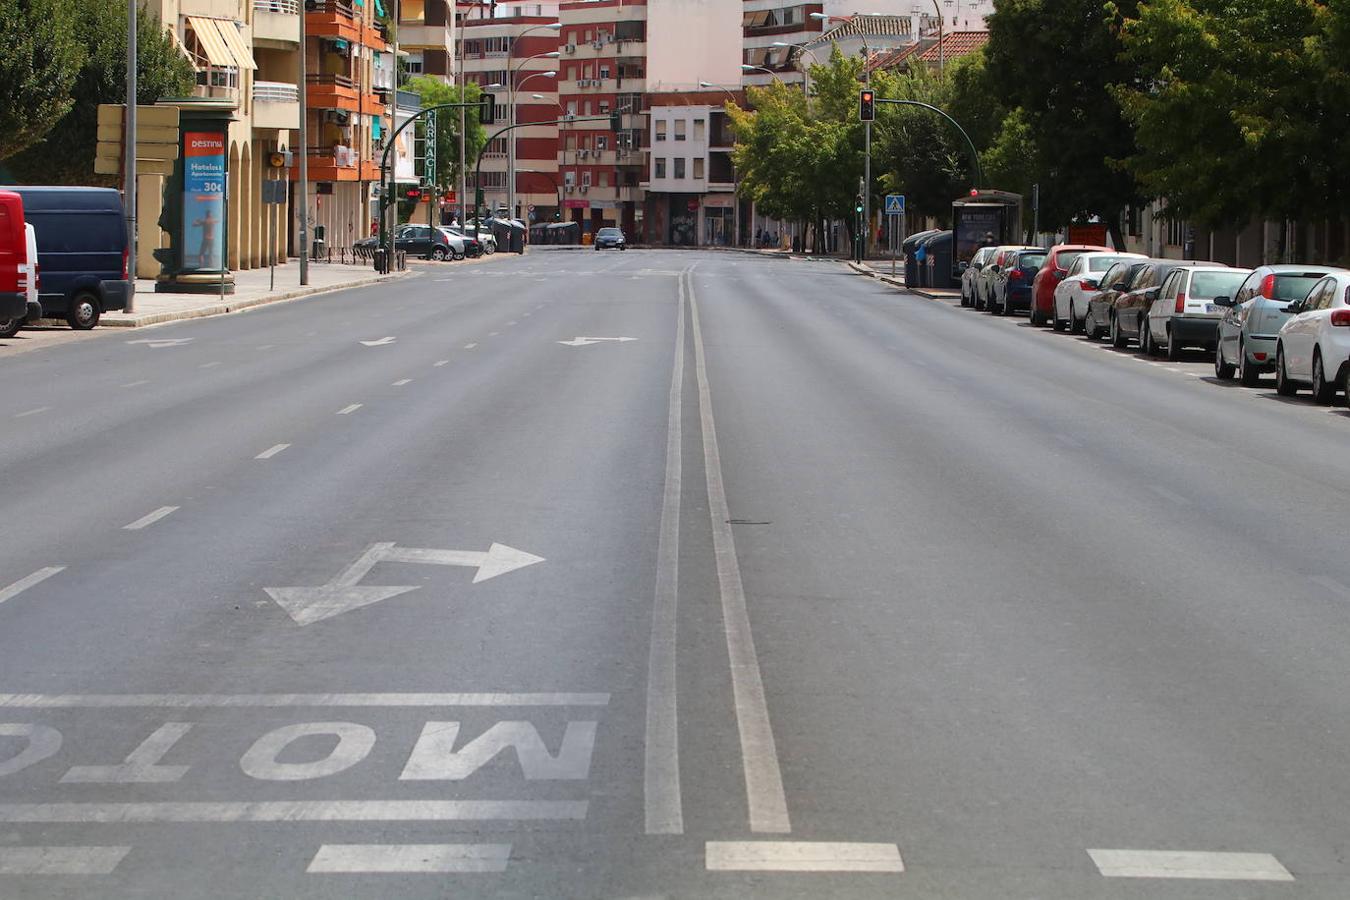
[120, 380, 151, 388]
[336, 404, 363, 415]
[14, 406, 50, 418]
[199, 361, 221, 369]
[0, 567, 66, 607]
[122, 506, 179, 531]
[434, 359, 450, 367]
[392, 379, 412, 386]
[255, 444, 290, 460]
[464, 343, 478, 349]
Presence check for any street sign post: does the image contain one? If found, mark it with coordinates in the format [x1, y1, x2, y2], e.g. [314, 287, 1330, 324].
[885, 195, 906, 277]
[262, 180, 287, 290]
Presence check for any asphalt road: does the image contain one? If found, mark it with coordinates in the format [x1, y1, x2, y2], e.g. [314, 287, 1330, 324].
[2, 249, 1350, 898]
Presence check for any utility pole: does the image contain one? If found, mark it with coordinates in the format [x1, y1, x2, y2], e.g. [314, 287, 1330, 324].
[124, 0, 137, 313]
[298, 0, 310, 284]
[862, 39, 871, 261]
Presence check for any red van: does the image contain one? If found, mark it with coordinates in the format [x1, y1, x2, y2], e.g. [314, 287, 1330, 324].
[0, 190, 27, 326]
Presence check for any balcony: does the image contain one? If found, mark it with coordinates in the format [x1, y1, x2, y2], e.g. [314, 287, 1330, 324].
[252, 80, 300, 130]
[253, 0, 299, 45]
[396, 20, 451, 52]
[305, 0, 359, 41]
[306, 73, 358, 110]
[295, 144, 359, 181]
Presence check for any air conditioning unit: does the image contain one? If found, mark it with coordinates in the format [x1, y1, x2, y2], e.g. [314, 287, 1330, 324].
[579, 148, 589, 158]
[565, 43, 576, 54]
[581, 185, 589, 193]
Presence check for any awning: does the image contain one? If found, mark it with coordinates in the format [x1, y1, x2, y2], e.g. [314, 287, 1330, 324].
[743, 10, 770, 27]
[186, 16, 256, 70]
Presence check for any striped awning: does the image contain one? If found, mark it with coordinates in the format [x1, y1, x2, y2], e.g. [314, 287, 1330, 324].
[214, 19, 258, 70]
[186, 16, 257, 70]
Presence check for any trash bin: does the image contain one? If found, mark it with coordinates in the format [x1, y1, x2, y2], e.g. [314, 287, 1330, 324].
[311, 224, 326, 261]
[902, 229, 940, 286]
[924, 231, 956, 288]
[373, 247, 387, 274]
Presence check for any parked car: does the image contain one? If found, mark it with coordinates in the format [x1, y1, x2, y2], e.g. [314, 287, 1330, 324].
[446, 227, 484, 258]
[1273, 272, 1350, 403]
[1214, 265, 1340, 386]
[1084, 259, 1152, 341]
[1, 186, 129, 329]
[594, 227, 626, 250]
[433, 227, 468, 260]
[1113, 259, 1225, 349]
[990, 248, 1047, 316]
[1052, 251, 1145, 332]
[0, 191, 29, 337]
[392, 224, 457, 260]
[960, 246, 997, 308]
[976, 246, 1039, 311]
[1, 224, 41, 339]
[463, 221, 498, 254]
[1029, 243, 1109, 326]
[1141, 266, 1250, 360]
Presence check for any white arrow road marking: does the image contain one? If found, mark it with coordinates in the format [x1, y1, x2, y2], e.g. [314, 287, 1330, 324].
[126, 338, 194, 348]
[360, 336, 397, 346]
[265, 541, 545, 625]
[0, 567, 66, 606]
[557, 336, 638, 347]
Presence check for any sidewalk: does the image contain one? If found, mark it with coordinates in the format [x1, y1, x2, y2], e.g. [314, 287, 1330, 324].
[848, 260, 961, 301]
[93, 262, 411, 328]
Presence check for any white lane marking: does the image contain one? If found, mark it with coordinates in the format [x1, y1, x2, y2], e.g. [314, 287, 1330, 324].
[14, 406, 50, 418]
[0, 800, 587, 823]
[61, 723, 193, 784]
[120, 380, 150, 388]
[336, 403, 362, 415]
[0, 846, 130, 875]
[308, 844, 511, 874]
[706, 842, 904, 873]
[434, 359, 450, 367]
[645, 265, 687, 836]
[488, 331, 500, 336]
[523, 312, 532, 317]
[688, 269, 791, 834]
[464, 343, 478, 349]
[1087, 849, 1294, 881]
[0, 692, 610, 708]
[1309, 575, 1350, 601]
[0, 567, 66, 607]
[507, 320, 518, 326]
[199, 361, 221, 369]
[256, 344, 275, 351]
[360, 336, 397, 347]
[392, 379, 412, 386]
[255, 443, 290, 460]
[122, 506, 179, 531]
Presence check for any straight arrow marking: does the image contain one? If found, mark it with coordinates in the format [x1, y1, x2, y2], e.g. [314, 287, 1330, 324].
[557, 337, 638, 347]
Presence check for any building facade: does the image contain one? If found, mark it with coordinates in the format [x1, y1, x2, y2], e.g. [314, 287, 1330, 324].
[641, 92, 741, 246]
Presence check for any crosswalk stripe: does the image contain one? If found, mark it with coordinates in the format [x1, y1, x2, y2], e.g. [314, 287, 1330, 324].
[706, 841, 904, 872]
[1088, 849, 1294, 881]
[0, 846, 130, 875]
[307, 843, 511, 874]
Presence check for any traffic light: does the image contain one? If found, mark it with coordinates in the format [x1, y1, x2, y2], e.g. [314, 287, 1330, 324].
[480, 93, 496, 125]
[859, 89, 875, 122]
[854, 194, 864, 215]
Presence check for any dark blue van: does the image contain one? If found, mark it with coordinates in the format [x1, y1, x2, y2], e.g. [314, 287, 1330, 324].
[0, 186, 130, 329]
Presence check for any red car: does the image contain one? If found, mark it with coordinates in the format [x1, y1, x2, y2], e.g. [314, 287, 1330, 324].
[1029, 243, 1110, 326]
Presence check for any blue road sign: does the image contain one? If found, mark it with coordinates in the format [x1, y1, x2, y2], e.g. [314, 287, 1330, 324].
[884, 194, 906, 216]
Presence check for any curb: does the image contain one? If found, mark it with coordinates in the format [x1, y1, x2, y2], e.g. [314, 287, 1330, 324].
[90, 270, 413, 329]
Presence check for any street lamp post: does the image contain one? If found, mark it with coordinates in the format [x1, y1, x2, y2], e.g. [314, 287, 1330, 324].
[911, 2, 945, 77]
[700, 81, 741, 248]
[770, 41, 820, 110]
[740, 64, 783, 84]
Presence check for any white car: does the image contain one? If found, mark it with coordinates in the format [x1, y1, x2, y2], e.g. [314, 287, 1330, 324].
[464, 222, 498, 254]
[1051, 251, 1145, 332]
[1274, 271, 1350, 403]
[1141, 265, 1250, 360]
[0, 223, 40, 339]
[433, 227, 468, 260]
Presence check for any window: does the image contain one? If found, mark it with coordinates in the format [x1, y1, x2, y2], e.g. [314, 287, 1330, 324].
[582, 171, 592, 187]
[583, 101, 591, 115]
[599, 171, 609, 187]
[693, 158, 704, 179]
[599, 100, 609, 113]
[565, 134, 576, 150]
[583, 65, 592, 79]
[404, 52, 424, 75]
[674, 157, 685, 178]
[564, 170, 576, 186]
[655, 157, 666, 178]
[655, 120, 667, 140]
[674, 120, 686, 141]
[597, 136, 607, 150]
[599, 65, 610, 80]
[566, 101, 577, 116]
[693, 119, 705, 142]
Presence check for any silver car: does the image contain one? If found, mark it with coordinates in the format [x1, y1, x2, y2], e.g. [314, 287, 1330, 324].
[960, 246, 996, 308]
[1214, 265, 1342, 385]
[1142, 266, 1250, 360]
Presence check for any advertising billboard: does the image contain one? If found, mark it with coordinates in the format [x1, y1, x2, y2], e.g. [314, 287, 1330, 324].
[182, 131, 226, 272]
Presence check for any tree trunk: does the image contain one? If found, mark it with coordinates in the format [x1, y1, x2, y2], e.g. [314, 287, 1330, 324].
[1106, 212, 1126, 253]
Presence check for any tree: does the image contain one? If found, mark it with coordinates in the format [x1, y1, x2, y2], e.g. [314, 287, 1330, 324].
[872, 64, 973, 224]
[985, 0, 1143, 246]
[1116, 0, 1327, 233]
[4, 0, 195, 184]
[404, 76, 487, 189]
[0, 0, 83, 162]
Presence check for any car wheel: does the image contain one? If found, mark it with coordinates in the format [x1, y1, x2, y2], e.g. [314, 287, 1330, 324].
[66, 291, 100, 330]
[430, 246, 447, 261]
[1276, 346, 1298, 396]
[1312, 351, 1335, 404]
[484, 244, 495, 255]
[1238, 343, 1261, 386]
[1166, 327, 1184, 361]
[1029, 306, 1045, 326]
[1051, 303, 1066, 332]
[1214, 342, 1236, 380]
[0, 318, 19, 339]
[453, 248, 465, 261]
[1110, 313, 1127, 348]
[1342, 366, 1350, 407]
[1071, 303, 1085, 335]
[1139, 319, 1154, 355]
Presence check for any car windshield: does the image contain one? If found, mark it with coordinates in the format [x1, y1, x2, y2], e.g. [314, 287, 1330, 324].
[1090, 256, 1129, 271]
[1019, 253, 1047, 270]
[599, 229, 621, 238]
[1273, 274, 1324, 301]
[1056, 251, 1086, 270]
[1189, 271, 1247, 299]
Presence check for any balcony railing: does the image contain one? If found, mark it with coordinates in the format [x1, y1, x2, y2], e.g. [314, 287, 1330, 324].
[308, 145, 358, 167]
[306, 0, 354, 17]
[254, 80, 300, 103]
[254, 0, 299, 12]
[307, 73, 356, 90]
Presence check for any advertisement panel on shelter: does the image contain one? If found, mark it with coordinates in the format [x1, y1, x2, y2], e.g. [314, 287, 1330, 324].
[182, 131, 226, 272]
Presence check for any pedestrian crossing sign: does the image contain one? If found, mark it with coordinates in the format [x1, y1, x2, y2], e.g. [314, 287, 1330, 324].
[885, 194, 906, 216]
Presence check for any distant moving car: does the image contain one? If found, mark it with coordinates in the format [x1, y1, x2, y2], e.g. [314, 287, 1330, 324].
[960, 246, 996, 308]
[1, 186, 130, 329]
[1029, 244, 1109, 326]
[1085, 259, 1151, 341]
[1142, 265, 1249, 360]
[1274, 271, 1350, 403]
[1215, 265, 1339, 386]
[990, 248, 1047, 316]
[594, 227, 626, 250]
[1052, 251, 1145, 332]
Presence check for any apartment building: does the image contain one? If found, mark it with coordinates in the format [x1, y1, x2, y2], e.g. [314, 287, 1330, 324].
[397, 0, 457, 80]
[741, 1, 913, 87]
[459, 3, 562, 222]
[557, 0, 740, 237]
[641, 92, 741, 246]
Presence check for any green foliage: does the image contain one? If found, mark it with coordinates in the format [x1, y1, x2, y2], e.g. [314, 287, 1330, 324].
[404, 76, 487, 187]
[871, 64, 973, 224]
[4, 0, 195, 184]
[0, 0, 83, 161]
